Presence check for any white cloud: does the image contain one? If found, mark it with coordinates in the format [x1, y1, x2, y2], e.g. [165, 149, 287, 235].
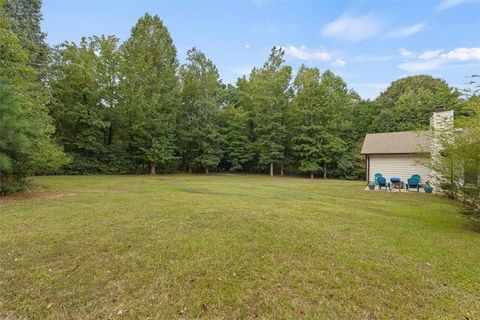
[321, 14, 383, 42]
[281, 45, 347, 68]
[398, 48, 414, 57]
[387, 23, 425, 38]
[418, 50, 443, 60]
[333, 59, 347, 67]
[437, 0, 480, 10]
[398, 59, 444, 72]
[440, 47, 480, 61]
[415, 47, 480, 61]
[282, 45, 331, 61]
[245, 44, 251, 49]
[398, 47, 480, 72]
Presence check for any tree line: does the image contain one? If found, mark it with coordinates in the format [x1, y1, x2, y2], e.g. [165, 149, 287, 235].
[1, 0, 478, 196]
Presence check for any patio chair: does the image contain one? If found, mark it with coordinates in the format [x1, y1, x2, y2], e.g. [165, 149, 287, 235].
[406, 175, 420, 192]
[376, 176, 389, 190]
[411, 174, 421, 181]
[374, 173, 383, 185]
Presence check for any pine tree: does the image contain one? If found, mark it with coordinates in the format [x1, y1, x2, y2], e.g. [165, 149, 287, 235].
[120, 14, 180, 174]
[4, 0, 50, 78]
[0, 0, 67, 176]
[0, 79, 33, 194]
[179, 48, 223, 173]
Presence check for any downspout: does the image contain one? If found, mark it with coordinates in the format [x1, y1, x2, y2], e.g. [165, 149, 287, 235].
[366, 155, 370, 185]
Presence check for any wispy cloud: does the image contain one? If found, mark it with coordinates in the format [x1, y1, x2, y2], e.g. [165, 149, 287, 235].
[437, 0, 480, 10]
[441, 47, 480, 61]
[281, 45, 347, 67]
[398, 59, 444, 72]
[332, 59, 347, 67]
[398, 48, 414, 57]
[321, 14, 383, 42]
[418, 50, 443, 60]
[282, 45, 331, 61]
[244, 44, 251, 49]
[398, 47, 480, 72]
[386, 23, 425, 38]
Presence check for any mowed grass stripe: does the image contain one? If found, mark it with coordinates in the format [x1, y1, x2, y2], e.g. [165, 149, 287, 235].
[0, 175, 479, 319]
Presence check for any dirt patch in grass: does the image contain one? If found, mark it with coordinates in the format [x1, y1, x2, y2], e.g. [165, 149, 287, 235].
[184, 188, 210, 194]
[0, 192, 77, 202]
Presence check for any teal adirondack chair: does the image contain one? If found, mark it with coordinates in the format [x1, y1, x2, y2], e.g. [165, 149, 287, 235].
[406, 174, 421, 192]
[374, 173, 383, 185]
[376, 176, 389, 190]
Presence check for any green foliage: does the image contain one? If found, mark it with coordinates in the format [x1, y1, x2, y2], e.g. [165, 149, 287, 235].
[220, 106, 254, 171]
[0, 79, 32, 194]
[50, 36, 122, 174]
[0, 0, 66, 189]
[4, 0, 49, 78]
[179, 48, 223, 173]
[250, 47, 291, 174]
[288, 66, 361, 179]
[289, 66, 323, 177]
[433, 96, 480, 212]
[376, 75, 460, 131]
[119, 13, 180, 174]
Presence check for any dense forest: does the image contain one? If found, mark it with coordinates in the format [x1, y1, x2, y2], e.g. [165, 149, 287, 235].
[1, 0, 478, 195]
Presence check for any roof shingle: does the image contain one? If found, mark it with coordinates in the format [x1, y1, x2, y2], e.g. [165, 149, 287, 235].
[361, 130, 431, 155]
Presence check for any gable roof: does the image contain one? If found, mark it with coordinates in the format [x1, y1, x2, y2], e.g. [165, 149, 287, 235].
[361, 130, 431, 155]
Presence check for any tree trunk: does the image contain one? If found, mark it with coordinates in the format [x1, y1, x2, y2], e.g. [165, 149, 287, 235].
[323, 163, 327, 179]
[270, 162, 274, 177]
[188, 165, 192, 173]
[205, 167, 209, 174]
[280, 163, 284, 176]
[310, 173, 314, 179]
[150, 163, 156, 175]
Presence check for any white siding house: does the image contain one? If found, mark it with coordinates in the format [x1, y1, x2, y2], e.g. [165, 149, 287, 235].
[361, 108, 454, 187]
[367, 154, 432, 185]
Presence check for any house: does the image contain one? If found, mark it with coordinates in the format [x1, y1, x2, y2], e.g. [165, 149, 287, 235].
[361, 108, 454, 186]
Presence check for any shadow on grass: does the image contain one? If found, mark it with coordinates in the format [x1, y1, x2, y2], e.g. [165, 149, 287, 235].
[459, 208, 480, 233]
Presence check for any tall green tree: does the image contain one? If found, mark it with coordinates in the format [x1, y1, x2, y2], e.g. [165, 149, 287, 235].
[375, 75, 460, 131]
[251, 47, 291, 176]
[50, 36, 123, 173]
[289, 65, 324, 178]
[0, 0, 67, 177]
[0, 79, 33, 194]
[179, 48, 223, 173]
[4, 0, 49, 78]
[119, 13, 180, 174]
[220, 105, 254, 171]
[288, 67, 354, 179]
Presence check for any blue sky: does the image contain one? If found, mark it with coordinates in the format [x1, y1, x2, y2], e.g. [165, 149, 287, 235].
[41, 0, 480, 99]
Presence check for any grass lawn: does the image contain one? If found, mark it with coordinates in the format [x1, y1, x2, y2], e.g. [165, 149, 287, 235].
[1, 174, 479, 319]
